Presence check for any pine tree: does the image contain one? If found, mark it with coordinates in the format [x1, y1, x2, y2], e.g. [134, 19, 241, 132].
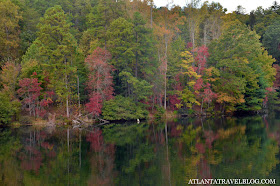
[0, 0, 22, 62]
[36, 5, 78, 117]
[209, 20, 276, 112]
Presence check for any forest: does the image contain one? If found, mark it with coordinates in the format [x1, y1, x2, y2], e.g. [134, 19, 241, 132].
[1, 0, 280, 124]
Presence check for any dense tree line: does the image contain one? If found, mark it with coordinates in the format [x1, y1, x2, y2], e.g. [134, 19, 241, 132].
[0, 0, 279, 123]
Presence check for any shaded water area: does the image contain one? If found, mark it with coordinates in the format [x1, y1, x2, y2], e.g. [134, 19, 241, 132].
[1, 113, 280, 185]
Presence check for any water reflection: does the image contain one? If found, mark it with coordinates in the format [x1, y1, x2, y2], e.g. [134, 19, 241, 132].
[0, 115, 280, 185]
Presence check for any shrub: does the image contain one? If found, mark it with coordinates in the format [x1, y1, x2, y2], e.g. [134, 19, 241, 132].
[102, 95, 148, 121]
[154, 106, 165, 121]
[0, 92, 21, 125]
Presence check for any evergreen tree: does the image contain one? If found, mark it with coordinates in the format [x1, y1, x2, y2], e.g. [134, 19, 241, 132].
[209, 20, 276, 112]
[263, 19, 280, 62]
[107, 17, 134, 95]
[0, 0, 21, 62]
[132, 11, 155, 78]
[36, 5, 78, 117]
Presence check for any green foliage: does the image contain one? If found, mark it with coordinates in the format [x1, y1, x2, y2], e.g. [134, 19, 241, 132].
[119, 71, 153, 101]
[263, 19, 280, 61]
[0, 61, 20, 98]
[107, 17, 135, 73]
[34, 5, 80, 115]
[85, 0, 115, 47]
[1, 0, 280, 119]
[102, 95, 148, 121]
[0, 92, 20, 124]
[0, 0, 21, 62]
[179, 88, 200, 109]
[19, 2, 40, 55]
[0, 61, 21, 124]
[266, 90, 280, 111]
[20, 59, 43, 79]
[168, 36, 185, 87]
[21, 42, 40, 64]
[253, 9, 280, 40]
[154, 106, 165, 120]
[132, 12, 156, 78]
[209, 20, 276, 112]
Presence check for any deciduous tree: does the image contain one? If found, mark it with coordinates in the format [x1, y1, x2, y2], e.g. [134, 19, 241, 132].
[85, 47, 114, 116]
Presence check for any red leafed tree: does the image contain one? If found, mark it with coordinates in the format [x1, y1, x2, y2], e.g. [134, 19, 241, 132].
[194, 78, 204, 91]
[86, 92, 103, 116]
[192, 46, 216, 113]
[192, 45, 209, 75]
[85, 47, 114, 116]
[39, 90, 54, 117]
[194, 79, 217, 113]
[18, 72, 53, 117]
[203, 83, 217, 104]
[263, 87, 275, 107]
[169, 73, 183, 110]
[187, 42, 193, 49]
[18, 76, 42, 117]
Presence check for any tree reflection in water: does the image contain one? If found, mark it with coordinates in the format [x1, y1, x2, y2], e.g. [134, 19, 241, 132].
[0, 115, 280, 185]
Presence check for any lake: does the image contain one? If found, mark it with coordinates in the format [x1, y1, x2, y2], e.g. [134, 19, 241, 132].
[1, 113, 280, 185]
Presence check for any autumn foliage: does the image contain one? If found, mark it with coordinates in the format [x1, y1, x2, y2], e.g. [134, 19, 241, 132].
[85, 47, 114, 116]
[17, 72, 53, 117]
[1, 0, 280, 122]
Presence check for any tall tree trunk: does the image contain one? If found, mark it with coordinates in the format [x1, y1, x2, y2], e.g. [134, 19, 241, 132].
[66, 83, 69, 118]
[28, 91, 32, 116]
[77, 76, 80, 114]
[150, 0, 153, 28]
[191, 22, 195, 49]
[201, 99, 204, 114]
[164, 7, 168, 110]
[164, 70, 167, 110]
[104, 1, 108, 50]
[135, 32, 138, 78]
[164, 37, 168, 110]
[203, 24, 207, 46]
[65, 59, 70, 118]
[5, 25, 10, 60]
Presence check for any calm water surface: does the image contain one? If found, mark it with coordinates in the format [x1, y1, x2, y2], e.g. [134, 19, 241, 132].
[1, 113, 280, 185]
